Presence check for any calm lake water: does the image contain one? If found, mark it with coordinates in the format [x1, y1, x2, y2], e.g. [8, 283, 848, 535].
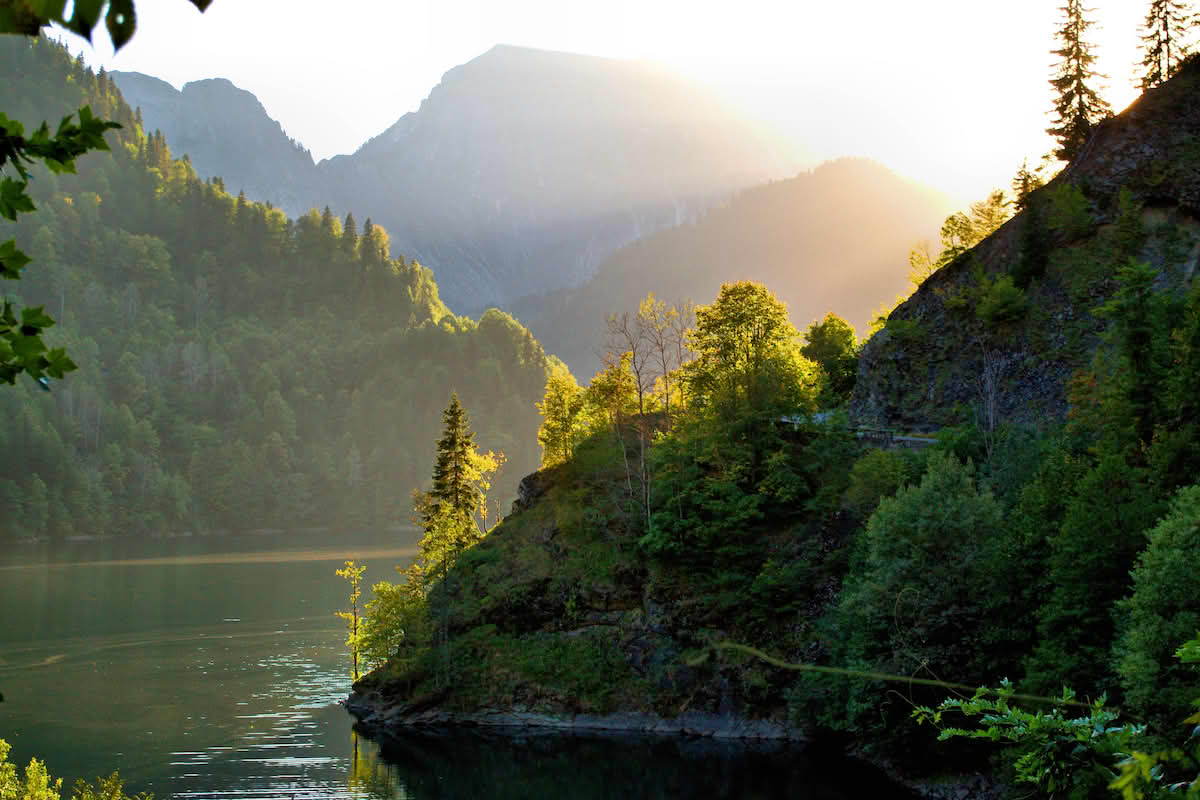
[0, 529, 910, 799]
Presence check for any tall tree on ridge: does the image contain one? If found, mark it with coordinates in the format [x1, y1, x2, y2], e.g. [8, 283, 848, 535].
[1047, 0, 1112, 163]
[1138, 0, 1198, 89]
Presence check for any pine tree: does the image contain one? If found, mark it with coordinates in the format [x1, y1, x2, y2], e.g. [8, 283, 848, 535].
[341, 212, 358, 257]
[1011, 159, 1046, 210]
[1138, 0, 1197, 89]
[1047, 0, 1113, 163]
[425, 392, 503, 536]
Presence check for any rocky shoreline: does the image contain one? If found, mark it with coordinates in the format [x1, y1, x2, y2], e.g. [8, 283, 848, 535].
[343, 690, 806, 740]
[343, 691, 1005, 799]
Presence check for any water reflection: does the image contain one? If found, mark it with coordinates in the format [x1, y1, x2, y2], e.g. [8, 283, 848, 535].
[349, 728, 916, 800]
[2, 530, 912, 799]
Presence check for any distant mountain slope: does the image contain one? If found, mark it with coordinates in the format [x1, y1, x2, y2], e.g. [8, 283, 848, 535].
[509, 158, 952, 378]
[120, 45, 805, 313]
[111, 70, 324, 214]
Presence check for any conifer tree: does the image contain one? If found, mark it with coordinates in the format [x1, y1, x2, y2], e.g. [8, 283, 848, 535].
[1138, 0, 1198, 89]
[341, 212, 358, 257]
[421, 392, 503, 536]
[429, 392, 476, 523]
[1047, 0, 1112, 163]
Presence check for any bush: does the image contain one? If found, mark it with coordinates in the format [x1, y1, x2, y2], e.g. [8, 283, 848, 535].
[913, 681, 1144, 800]
[810, 453, 1007, 748]
[1115, 485, 1200, 736]
[1024, 454, 1163, 697]
[1047, 182, 1093, 239]
[975, 274, 1028, 324]
[842, 448, 920, 517]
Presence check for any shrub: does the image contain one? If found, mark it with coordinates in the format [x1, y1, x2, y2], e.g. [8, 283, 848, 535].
[975, 274, 1028, 324]
[1115, 485, 1200, 735]
[842, 448, 920, 517]
[1048, 182, 1093, 239]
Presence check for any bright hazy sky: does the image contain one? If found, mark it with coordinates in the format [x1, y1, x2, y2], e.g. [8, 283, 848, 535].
[56, 0, 1149, 206]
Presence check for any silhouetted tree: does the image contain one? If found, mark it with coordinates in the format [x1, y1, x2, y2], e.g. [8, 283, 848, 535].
[1138, 0, 1198, 89]
[1047, 0, 1112, 162]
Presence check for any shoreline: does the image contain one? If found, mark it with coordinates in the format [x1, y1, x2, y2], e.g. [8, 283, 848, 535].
[342, 690, 808, 741]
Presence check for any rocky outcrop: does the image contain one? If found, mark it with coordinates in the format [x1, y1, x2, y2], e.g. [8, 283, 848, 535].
[851, 58, 1200, 432]
[344, 690, 806, 740]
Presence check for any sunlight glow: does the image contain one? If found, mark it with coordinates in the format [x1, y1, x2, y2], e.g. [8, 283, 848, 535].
[55, 0, 1160, 205]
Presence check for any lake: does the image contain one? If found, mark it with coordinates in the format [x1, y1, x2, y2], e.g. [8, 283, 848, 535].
[0, 529, 911, 799]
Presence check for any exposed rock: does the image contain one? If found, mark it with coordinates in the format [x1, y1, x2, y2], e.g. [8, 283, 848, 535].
[345, 691, 806, 741]
[851, 58, 1200, 432]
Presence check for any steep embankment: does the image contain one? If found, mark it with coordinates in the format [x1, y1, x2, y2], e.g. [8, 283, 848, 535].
[851, 58, 1200, 431]
[345, 412, 862, 739]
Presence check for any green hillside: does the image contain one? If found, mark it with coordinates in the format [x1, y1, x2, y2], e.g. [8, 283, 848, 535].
[0, 36, 551, 539]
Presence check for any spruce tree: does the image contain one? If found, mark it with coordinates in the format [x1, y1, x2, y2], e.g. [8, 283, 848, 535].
[1047, 0, 1112, 163]
[1138, 0, 1197, 89]
[341, 212, 358, 257]
[428, 392, 478, 526]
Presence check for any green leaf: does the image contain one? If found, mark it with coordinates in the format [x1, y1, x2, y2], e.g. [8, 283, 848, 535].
[0, 239, 31, 279]
[105, 0, 136, 50]
[0, 176, 36, 221]
[10, 331, 45, 361]
[64, 0, 104, 40]
[20, 305, 55, 330]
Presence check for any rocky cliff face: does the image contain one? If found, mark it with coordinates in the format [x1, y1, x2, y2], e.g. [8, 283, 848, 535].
[111, 71, 322, 214]
[850, 59, 1200, 432]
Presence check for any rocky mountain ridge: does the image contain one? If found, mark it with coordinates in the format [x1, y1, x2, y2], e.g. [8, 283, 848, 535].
[115, 45, 804, 313]
[850, 57, 1200, 432]
[111, 70, 323, 213]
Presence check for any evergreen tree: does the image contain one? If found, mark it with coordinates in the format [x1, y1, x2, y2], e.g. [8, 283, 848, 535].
[429, 392, 476, 523]
[341, 212, 358, 257]
[1011, 159, 1046, 210]
[422, 392, 503, 534]
[1138, 0, 1197, 89]
[1047, 0, 1113, 162]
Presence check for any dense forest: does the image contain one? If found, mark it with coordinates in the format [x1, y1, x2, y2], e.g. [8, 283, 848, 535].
[0, 36, 552, 539]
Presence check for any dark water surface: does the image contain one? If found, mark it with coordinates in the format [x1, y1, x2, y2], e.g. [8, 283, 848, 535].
[0, 530, 908, 799]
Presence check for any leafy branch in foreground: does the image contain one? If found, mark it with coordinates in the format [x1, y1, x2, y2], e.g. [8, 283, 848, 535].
[913, 680, 1143, 799]
[0, 107, 120, 386]
[0, 0, 211, 52]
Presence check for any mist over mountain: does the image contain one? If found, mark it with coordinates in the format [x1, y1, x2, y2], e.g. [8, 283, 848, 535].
[110, 71, 323, 213]
[509, 158, 953, 377]
[116, 45, 805, 312]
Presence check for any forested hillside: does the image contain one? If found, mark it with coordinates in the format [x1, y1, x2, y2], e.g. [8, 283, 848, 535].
[0, 37, 551, 540]
[510, 158, 951, 377]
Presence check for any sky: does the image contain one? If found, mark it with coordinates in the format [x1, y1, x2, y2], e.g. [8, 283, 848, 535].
[55, 0, 1149, 206]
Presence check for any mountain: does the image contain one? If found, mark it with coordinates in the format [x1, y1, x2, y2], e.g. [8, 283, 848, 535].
[851, 56, 1200, 431]
[509, 158, 952, 378]
[110, 70, 324, 214]
[118, 45, 805, 313]
[0, 37, 551, 539]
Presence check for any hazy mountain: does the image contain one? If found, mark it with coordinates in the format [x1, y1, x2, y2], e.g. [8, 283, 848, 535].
[111, 70, 324, 213]
[509, 158, 953, 378]
[119, 45, 805, 313]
